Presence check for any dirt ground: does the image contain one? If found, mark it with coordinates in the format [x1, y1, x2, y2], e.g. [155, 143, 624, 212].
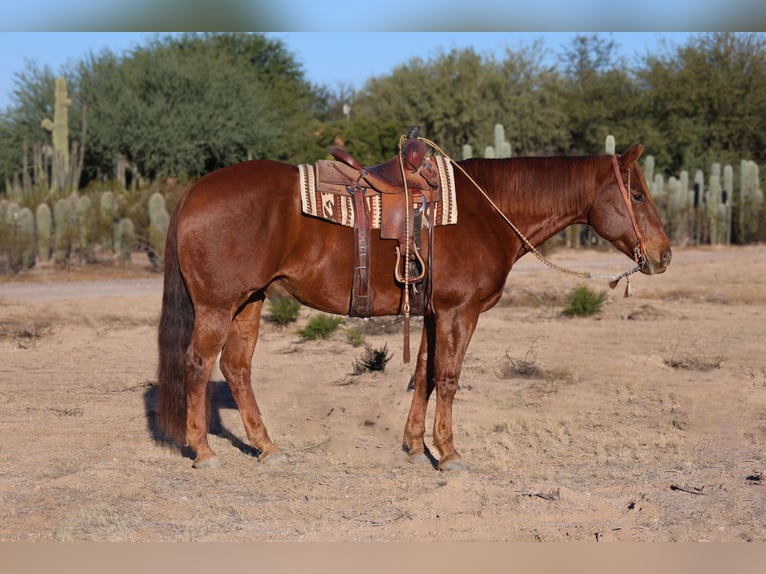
[0, 245, 764, 542]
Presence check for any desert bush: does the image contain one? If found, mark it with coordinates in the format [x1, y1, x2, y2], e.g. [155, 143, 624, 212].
[353, 344, 393, 373]
[345, 327, 366, 347]
[268, 296, 301, 326]
[298, 313, 342, 340]
[563, 285, 607, 317]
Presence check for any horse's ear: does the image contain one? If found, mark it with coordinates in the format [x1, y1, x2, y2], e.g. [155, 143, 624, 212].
[621, 144, 645, 164]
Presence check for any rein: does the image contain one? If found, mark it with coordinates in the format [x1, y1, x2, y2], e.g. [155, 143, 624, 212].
[416, 136, 646, 295]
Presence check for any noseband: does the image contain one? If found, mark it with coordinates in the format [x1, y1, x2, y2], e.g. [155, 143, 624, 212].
[611, 155, 647, 269]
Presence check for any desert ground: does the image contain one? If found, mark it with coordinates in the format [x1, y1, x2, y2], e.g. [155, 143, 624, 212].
[0, 245, 764, 542]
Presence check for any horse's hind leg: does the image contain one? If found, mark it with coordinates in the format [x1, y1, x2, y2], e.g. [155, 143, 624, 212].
[185, 307, 229, 468]
[219, 298, 281, 462]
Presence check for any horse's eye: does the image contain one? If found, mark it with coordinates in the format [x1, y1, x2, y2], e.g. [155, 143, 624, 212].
[632, 192, 644, 204]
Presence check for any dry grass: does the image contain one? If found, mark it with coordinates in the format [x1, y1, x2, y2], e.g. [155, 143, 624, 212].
[664, 340, 725, 372]
[494, 337, 572, 383]
[0, 318, 52, 341]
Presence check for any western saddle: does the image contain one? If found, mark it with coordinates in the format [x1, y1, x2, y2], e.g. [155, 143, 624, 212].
[318, 127, 440, 326]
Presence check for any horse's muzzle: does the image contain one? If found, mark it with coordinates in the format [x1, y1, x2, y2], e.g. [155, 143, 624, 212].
[643, 247, 672, 275]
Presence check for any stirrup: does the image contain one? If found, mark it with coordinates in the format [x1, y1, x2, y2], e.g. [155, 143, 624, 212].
[394, 244, 426, 284]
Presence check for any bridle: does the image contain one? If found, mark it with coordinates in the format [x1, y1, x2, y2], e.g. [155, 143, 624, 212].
[611, 154, 647, 271]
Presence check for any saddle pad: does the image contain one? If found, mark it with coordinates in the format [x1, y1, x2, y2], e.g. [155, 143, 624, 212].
[298, 155, 457, 229]
[298, 163, 382, 227]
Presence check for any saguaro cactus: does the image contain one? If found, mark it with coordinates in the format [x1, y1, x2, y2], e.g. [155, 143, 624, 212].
[643, 155, 655, 188]
[739, 160, 763, 243]
[53, 197, 76, 264]
[36, 203, 52, 263]
[117, 218, 136, 262]
[148, 193, 169, 262]
[16, 207, 36, 269]
[41, 77, 71, 196]
[494, 123, 512, 158]
[99, 191, 116, 252]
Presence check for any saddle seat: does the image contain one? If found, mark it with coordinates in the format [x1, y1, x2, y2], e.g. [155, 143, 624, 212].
[329, 139, 439, 200]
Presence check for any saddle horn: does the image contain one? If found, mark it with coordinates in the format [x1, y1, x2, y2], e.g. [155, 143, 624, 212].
[403, 126, 425, 170]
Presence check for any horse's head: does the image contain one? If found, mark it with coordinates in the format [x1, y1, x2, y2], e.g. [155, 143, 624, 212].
[589, 144, 672, 275]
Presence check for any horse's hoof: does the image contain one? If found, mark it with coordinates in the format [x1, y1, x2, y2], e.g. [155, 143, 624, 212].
[258, 450, 287, 464]
[407, 452, 429, 465]
[192, 455, 222, 469]
[439, 458, 469, 472]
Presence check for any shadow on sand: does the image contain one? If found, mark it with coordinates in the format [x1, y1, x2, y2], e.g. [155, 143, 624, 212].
[143, 381, 261, 463]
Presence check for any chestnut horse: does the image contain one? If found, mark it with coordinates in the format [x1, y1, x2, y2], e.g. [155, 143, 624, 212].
[157, 144, 671, 470]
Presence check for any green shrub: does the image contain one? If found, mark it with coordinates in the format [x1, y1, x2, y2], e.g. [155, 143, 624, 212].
[298, 313, 342, 340]
[563, 285, 607, 317]
[345, 327, 366, 347]
[353, 344, 393, 373]
[268, 296, 301, 326]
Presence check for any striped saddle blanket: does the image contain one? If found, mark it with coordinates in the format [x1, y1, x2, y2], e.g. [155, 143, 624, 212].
[297, 155, 457, 229]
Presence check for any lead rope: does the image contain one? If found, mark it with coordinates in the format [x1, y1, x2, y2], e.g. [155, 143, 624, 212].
[416, 136, 645, 296]
[397, 136, 412, 363]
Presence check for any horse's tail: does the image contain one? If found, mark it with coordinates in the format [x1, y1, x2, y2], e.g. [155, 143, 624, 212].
[156, 193, 193, 445]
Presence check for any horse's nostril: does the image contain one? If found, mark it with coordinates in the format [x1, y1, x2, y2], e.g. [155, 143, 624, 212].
[662, 249, 672, 268]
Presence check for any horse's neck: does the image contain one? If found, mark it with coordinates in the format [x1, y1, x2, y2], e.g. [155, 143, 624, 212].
[466, 157, 597, 248]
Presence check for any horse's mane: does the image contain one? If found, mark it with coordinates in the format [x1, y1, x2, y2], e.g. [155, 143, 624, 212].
[457, 156, 603, 217]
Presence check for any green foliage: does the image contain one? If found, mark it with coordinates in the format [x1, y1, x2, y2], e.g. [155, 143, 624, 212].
[345, 43, 568, 161]
[298, 313, 342, 340]
[353, 344, 393, 374]
[345, 327, 366, 348]
[563, 285, 608, 317]
[637, 32, 766, 173]
[73, 33, 325, 181]
[267, 296, 301, 326]
[558, 34, 641, 156]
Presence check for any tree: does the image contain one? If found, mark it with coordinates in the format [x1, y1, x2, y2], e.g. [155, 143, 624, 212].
[342, 45, 569, 163]
[74, 33, 326, 182]
[557, 34, 647, 156]
[637, 32, 766, 173]
[0, 63, 61, 189]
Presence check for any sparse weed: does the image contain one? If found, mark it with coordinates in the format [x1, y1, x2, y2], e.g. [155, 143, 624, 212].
[353, 344, 393, 373]
[496, 338, 546, 379]
[664, 340, 724, 371]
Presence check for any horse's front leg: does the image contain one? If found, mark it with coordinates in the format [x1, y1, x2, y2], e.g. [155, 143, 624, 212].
[431, 306, 479, 471]
[402, 315, 435, 463]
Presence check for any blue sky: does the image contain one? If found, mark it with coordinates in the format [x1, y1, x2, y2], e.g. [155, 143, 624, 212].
[0, 32, 697, 110]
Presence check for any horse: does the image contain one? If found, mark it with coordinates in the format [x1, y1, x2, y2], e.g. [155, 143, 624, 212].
[156, 143, 671, 470]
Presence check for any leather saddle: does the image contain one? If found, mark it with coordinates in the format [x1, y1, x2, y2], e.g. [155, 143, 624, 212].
[318, 127, 440, 319]
[327, 136, 439, 244]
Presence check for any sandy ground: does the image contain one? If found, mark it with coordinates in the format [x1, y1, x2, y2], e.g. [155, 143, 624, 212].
[0, 245, 764, 542]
